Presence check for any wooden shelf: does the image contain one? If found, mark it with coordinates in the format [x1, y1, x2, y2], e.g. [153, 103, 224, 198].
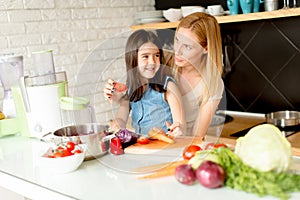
[131, 7, 300, 30]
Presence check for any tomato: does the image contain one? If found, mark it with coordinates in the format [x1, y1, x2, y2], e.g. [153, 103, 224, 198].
[204, 142, 216, 150]
[204, 142, 228, 150]
[73, 149, 82, 154]
[113, 82, 127, 92]
[53, 150, 64, 158]
[214, 143, 228, 148]
[62, 149, 72, 157]
[183, 145, 202, 160]
[137, 136, 150, 145]
[66, 141, 75, 152]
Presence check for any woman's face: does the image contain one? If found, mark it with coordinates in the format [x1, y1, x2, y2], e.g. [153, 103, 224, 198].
[174, 27, 206, 68]
[137, 42, 161, 81]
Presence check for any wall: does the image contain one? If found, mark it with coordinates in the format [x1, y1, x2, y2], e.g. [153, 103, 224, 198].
[221, 16, 300, 113]
[0, 0, 155, 123]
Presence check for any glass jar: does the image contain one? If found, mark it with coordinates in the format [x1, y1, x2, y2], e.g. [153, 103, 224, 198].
[60, 96, 95, 126]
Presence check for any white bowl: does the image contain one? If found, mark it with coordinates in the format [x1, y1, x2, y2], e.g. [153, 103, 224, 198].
[38, 148, 85, 173]
[163, 8, 183, 22]
[181, 6, 206, 17]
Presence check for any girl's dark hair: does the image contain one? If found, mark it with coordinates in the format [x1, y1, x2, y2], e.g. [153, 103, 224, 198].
[125, 29, 172, 102]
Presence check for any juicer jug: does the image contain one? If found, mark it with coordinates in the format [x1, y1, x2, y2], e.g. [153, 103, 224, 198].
[18, 71, 68, 138]
[0, 55, 24, 118]
[31, 50, 56, 84]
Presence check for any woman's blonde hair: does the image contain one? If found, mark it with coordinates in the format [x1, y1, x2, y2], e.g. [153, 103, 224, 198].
[173, 12, 223, 103]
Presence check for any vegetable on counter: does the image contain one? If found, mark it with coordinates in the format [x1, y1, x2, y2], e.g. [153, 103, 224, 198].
[0, 111, 5, 120]
[115, 128, 138, 148]
[195, 160, 226, 188]
[110, 137, 124, 155]
[113, 82, 127, 93]
[148, 127, 174, 144]
[182, 145, 202, 160]
[174, 164, 196, 185]
[215, 147, 300, 200]
[137, 136, 150, 145]
[44, 141, 83, 158]
[139, 160, 188, 179]
[234, 124, 292, 173]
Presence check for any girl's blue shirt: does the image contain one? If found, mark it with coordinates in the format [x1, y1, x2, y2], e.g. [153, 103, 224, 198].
[130, 77, 175, 135]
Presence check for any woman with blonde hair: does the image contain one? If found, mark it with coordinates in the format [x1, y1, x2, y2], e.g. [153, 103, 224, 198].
[172, 12, 224, 137]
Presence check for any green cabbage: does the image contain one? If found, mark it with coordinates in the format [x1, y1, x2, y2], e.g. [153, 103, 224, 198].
[234, 124, 292, 172]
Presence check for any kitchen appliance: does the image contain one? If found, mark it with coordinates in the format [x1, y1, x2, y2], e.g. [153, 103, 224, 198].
[60, 96, 96, 127]
[0, 54, 24, 118]
[16, 71, 68, 138]
[0, 54, 23, 137]
[32, 50, 56, 84]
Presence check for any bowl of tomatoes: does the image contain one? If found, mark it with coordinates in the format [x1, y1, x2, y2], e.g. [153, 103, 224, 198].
[38, 141, 85, 173]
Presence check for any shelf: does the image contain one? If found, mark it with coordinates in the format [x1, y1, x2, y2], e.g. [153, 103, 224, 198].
[131, 7, 300, 30]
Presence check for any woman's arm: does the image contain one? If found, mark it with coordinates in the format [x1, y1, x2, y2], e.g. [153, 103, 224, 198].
[165, 81, 186, 136]
[110, 98, 130, 131]
[192, 99, 221, 138]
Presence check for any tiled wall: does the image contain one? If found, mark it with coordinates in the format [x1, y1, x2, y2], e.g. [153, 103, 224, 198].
[221, 16, 300, 113]
[0, 0, 155, 123]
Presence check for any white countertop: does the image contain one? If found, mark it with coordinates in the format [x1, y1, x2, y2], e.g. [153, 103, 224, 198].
[0, 135, 300, 200]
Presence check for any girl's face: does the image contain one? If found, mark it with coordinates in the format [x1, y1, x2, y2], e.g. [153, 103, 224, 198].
[174, 27, 206, 68]
[137, 42, 161, 81]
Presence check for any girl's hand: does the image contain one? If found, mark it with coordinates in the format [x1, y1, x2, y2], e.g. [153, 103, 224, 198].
[166, 121, 183, 137]
[103, 78, 125, 105]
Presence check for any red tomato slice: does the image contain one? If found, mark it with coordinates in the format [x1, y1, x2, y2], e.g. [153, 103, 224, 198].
[182, 145, 202, 160]
[204, 142, 228, 150]
[204, 142, 216, 150]
[214, 143, 228, 148]
[137, 136, 150, 145]
[53, 150, 64, 158]
[113, 82, 127, 92]
[73, 149, 82, 154]
[66, 141, 75, 152]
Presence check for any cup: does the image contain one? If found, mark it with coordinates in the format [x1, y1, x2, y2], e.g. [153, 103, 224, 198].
[207, 5, 224, 16]
[239, 0, 253, 13]
[227, 0, 240, 15]
[264, 0, 278, 11]
[253, 0, 261, 12]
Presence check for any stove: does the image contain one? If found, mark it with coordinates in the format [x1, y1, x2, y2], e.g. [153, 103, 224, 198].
[230, 122, 300, 138]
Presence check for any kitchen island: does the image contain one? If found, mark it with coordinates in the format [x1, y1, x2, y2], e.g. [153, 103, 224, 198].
[1, 112, 300, 200]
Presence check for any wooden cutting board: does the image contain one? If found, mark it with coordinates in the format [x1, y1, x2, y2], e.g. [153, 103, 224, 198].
[124, 135, 236, 155]
[124, 136, 203, 155]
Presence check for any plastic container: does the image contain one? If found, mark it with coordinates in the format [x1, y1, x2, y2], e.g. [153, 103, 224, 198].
[60, 96, 95, 126]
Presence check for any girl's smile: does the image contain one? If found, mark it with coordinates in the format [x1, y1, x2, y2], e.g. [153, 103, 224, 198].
[137, 42, 161, 81]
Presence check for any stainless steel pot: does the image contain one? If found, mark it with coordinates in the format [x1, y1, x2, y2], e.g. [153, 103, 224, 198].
[44, 123, 112, 160]
[265, 111, 300, 127]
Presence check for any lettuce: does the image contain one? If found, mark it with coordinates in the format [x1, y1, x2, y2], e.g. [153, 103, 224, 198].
[234, 124, 292, 172]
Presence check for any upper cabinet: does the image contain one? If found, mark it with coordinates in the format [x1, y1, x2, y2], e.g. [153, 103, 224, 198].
[131, 8, 300, 30]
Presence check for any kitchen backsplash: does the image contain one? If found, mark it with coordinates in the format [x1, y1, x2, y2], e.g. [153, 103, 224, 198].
[0, 0, 155, 123]
[221, 16, 300, 113]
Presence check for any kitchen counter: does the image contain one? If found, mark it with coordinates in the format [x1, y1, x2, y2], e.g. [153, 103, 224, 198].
[1, 112, 300, 200]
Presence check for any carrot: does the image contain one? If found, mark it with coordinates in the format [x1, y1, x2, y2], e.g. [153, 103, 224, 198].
[138, 160, 188, 179]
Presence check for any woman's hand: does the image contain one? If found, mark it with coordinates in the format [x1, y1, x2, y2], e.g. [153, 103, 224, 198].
[166, 121, 183, 137]
[103, 78, 124, 105]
